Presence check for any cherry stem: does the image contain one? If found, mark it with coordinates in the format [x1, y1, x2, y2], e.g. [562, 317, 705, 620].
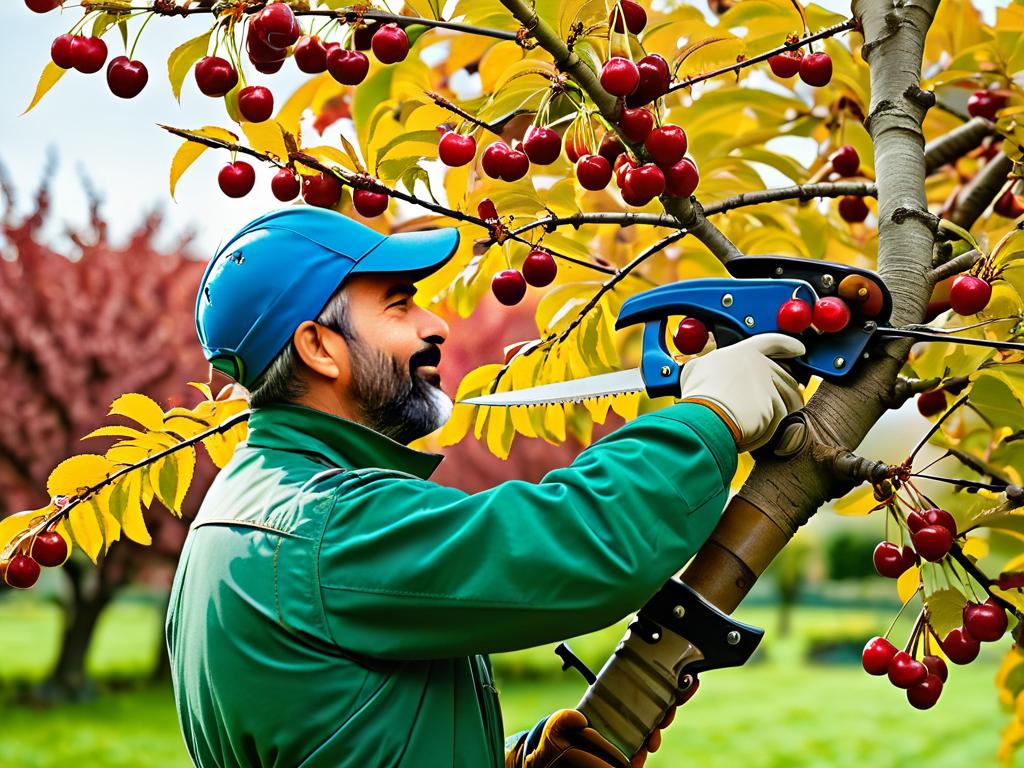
[885, 584, 922, 640]
[665, 18, 858, 93]
[129, 8, 156, 60]
[424, 91, 507, 137]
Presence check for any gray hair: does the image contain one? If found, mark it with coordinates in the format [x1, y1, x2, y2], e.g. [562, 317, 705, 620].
[247, 286, 355, 409]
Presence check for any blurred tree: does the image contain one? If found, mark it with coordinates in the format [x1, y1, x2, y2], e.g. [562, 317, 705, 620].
[0, 166, 215, 700]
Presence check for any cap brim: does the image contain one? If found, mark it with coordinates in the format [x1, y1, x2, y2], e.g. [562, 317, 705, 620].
[353, 228, 460, 281]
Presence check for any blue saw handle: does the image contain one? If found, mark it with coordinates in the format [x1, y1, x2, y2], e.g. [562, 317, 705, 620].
[615, 278, 873, 398]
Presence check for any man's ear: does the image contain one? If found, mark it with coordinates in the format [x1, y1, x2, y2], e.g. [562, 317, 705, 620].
[292, 321, 350, 385]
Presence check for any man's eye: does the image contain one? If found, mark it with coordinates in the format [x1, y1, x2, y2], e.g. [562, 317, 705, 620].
[389, 299, 409, 309]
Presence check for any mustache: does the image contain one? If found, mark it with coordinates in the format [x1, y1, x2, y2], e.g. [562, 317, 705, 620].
[409, 344, 442, 371]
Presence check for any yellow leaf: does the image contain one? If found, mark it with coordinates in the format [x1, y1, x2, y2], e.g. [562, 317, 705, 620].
[485, 406, 514, 460]
[47, 454, 113, 498]
[832, 485, 880, 516]
[897, 565, 921, 604]
[0, 507, 49, 558]
[168, 28, 213, 102]
[22, 61, 67, 115]
[188, 381, 214, 401]
[241, 120, 288, 162]
[962, 535, 990, 560]
[168, 126, 239, 200]
[157, 447, 196, 515]
[610, 391, 641, 422]
[81, 425, 147, 441]
[67, 498, 105, 563]
[276, 72, 330, 137]
[108, 392, 165, 431]
[110, 473, 150, 546]
[54, 518, 74, 559]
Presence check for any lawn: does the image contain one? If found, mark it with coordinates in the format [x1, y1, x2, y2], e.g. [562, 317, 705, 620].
[0, 595, 1016, 768]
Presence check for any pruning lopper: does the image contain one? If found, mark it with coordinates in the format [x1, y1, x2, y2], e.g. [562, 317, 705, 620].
[460, 255, 1024, 409]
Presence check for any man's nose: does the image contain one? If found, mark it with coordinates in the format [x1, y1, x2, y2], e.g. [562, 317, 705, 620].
[419, 307, 449, 346]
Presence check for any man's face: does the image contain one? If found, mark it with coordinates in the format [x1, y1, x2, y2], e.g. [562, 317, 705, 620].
[338, 273, 453, 444]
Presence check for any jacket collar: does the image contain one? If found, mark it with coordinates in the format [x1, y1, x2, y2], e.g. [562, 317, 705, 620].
[244, 403, 444, 479]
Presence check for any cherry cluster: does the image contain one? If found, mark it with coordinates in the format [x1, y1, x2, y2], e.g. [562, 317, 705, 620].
[479, 200, 559, 306]
[767, 47, 833, 88]
[1, 499, 70, 589]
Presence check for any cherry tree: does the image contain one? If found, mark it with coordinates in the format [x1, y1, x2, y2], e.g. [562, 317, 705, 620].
[8, 0, 1024, 760]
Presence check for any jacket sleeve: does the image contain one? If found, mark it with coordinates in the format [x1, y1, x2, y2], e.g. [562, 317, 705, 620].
[316, 402, 738, 660]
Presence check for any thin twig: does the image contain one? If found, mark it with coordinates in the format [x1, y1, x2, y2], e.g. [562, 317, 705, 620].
[908, 394, 968, 462]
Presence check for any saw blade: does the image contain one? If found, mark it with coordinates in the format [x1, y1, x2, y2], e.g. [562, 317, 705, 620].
[459, 368, 647, 407]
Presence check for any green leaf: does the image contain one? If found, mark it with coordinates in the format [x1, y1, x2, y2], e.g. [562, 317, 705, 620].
[168, 28, 213, 103]
[22, 61, 67, 115]
[925, 587, 967, 636]
[374, 129, 440, 171]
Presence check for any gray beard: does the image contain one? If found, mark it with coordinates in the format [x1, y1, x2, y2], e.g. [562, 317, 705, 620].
[346, 336, 453, 445]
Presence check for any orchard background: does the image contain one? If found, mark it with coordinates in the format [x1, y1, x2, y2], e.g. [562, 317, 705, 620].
[3, 0, 1024, 766]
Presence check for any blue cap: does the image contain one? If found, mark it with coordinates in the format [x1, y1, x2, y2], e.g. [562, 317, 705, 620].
[195, 207, 460, 388]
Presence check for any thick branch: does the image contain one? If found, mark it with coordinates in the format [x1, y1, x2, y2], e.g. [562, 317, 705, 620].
[924, 117, 995, 174]
[949, 153, 1013, 230]
[928, 248, 982, 283]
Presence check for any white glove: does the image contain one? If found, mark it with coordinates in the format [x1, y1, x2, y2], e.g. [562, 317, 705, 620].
[678, 333, 806, 453]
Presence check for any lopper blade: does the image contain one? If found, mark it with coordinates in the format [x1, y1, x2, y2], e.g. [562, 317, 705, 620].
[459, 368, 647, 407]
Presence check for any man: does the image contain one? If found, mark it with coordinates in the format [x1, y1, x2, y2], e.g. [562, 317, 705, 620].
[167, 207, 805, 768]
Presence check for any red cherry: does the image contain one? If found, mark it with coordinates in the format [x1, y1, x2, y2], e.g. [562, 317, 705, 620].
[922, 654, 948, 682]
[888, 651, 928, 689]
[906, 674, 943, 710]
[195, 56, 238, 97]
[873, 541, 912, 578]
[523, 250, 557, 287]
[614, 154, 636, 187]
[625, 163, 665, 201]
[601, 57, 640, 97]
[862, 636, 897, 676]
[830, 145, 860, 177]
[949, 275, 991, 315]
[598, 133, 626, 166]
[294, 35, 328, 73]
[620, 180, 649, 207]
[482, 141, 511, 179]
[664, 158, 699, 198]
[523, 127, 562, 165]
[942, 627, 980, 664]
[911, 525, 953, 562]
[564, 133, 587, 164]
[812, 296, 851, 333]
[608, 0, 647, 34]
[326, 48, 369, 85]
[917, 388, 947, 417]
[4, 555, 40, 589]
[776, 298, 813, 334]
[106, 56, 148, 99]
[492, 269, 527, 306]
[371, 23, 409, 64]
[799, 52, 832, 87]
[908, 507, 957, 538]
[302, 172, 342, 208]
[625, 54, 670, 108]
[618, 108, 654, 143]
[839, 196, 869, 223]
[252, 2, 300, 50]
[644, 125, 687, 166]
[51, 34, 75, 69]
[576, 154, 613, 191]
[70, 35, 107, 74]
[767, 50, 803, 78]
[247, 29, 288, 65]
[352, 23, 375, 51]
[477, 198, 498, 221]
[239, 86, 274, 123]
[438, 131, 476, 167]
[253, 58, 285, 75]
[271, 169, 300, 201]
[31, 531, 68, 567]
[967, 90, 1007, 121]
[673, 317, 709, 355]
[218, 161, 256, 198]
[353, 187, 389, 217]
[500, 147, 530, 182]
[26, 0, 61, 12]
[995, 190, 1024, 218]
[963, 598, 1008, 642]
[997, 571, 1024, 590]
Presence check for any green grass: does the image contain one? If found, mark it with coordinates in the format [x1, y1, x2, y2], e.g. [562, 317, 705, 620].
[0, 597, 1018, 768]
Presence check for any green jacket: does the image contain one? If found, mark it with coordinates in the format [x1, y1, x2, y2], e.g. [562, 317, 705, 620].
[166, 401, 737, 768]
